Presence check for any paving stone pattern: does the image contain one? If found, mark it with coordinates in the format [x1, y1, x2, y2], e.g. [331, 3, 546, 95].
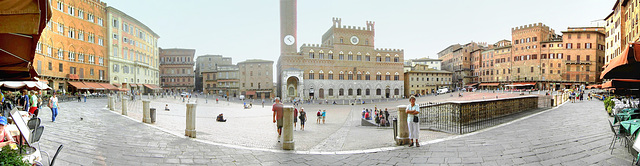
[34, 96, 632, 165]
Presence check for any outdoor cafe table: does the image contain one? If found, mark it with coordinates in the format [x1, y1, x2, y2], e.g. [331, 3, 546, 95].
[621, 108, 640, 114]
[616, 112, 640, 124]
[621, 119, 640, 137]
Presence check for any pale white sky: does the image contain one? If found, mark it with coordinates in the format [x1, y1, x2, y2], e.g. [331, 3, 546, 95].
[106, 0, 613, 79]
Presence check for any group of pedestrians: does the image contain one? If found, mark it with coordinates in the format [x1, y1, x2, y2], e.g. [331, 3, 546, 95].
[273, 97, 331, 142]
[361, 107, 390, 126]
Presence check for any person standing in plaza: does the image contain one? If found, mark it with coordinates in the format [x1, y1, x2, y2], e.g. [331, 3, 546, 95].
[272, 97, 284, 142]
[316, 110, 322, 124]
[406, 96, 420, 147]
[20, 90, 29, 112]
[384, 108, 390, 124]
[321, 110, 326, 124]
[49, 93, 59, 122]
[293, 107, 298, 130]
[28, 91, 38, 116]
[299, 108, 306, 131]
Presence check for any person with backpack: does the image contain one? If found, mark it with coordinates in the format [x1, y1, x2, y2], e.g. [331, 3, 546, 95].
[299, 108, 307, 131]
[316, 110, 322, 124]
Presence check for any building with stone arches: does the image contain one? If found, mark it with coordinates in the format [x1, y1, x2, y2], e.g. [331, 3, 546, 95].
[277, 0, 404, 101]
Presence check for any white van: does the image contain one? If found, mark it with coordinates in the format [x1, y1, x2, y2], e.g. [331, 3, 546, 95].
[436, 88, 449, 94]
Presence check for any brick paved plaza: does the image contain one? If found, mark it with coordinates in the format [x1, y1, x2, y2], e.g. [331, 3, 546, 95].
[34, 91, 632, 165]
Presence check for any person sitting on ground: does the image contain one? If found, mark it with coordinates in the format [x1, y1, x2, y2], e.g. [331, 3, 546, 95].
[0, 116, 16, 148]
[165, 104, 170, 111]
[216, 113, 226, 122]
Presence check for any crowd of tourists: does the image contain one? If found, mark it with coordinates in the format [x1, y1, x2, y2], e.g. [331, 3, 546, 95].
[362, 106, 390, 127]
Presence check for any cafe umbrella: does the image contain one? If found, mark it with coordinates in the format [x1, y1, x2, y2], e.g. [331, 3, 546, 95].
[601, 43, 640, 80]
[0, 0, 52, 81]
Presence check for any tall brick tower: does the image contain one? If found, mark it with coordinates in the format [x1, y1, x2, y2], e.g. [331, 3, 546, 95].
[277, 0, 304, 100]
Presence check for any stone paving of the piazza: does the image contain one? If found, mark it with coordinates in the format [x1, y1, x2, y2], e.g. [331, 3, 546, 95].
[35, 92, 632, 165]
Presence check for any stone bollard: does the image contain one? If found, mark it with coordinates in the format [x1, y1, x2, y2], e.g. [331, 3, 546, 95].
[185, 103, 197, 138]
[107, 96, 112, 110]
[121, 98, 128, 115]
[282, 106, 295, 150]
[396, 105, 410, 145]
[143, 100, 151, 123]
[109, 96, 115, 111]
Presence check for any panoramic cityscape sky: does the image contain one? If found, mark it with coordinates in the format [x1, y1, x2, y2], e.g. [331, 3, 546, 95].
[107, 0, 611, 68]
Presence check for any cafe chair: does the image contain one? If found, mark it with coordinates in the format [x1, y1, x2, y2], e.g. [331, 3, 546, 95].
[41, 144, 63, 166]
[30, 126, 44, 149]
[609, 120, 628, 154]
[27, 117, 41, 130]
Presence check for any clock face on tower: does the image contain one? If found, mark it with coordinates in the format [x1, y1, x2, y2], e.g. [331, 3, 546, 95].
[350, 36, 359, 45]
[284, 35, 295, 46]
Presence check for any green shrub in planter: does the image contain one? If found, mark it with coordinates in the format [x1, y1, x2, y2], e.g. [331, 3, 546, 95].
[0, 146, 30, 166]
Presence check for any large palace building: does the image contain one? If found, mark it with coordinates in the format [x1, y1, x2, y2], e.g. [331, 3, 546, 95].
[441, 23, 606, 90]
[277, 0, 404, 101]
[35, 0, 109, 92]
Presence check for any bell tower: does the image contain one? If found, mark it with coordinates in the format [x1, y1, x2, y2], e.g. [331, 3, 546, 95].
[280, 0, 297, 55]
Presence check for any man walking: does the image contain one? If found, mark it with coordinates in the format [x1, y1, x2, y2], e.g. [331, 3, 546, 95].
[272, 97, 284, 142]
[316, 110, 322, 124]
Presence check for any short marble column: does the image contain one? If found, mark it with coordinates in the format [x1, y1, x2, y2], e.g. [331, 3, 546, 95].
[282, 106, 295, 150]
[143, 100, 151, 123]
[121, 98, 128, 115]
[396, 105, 410, 145]
[109, 96, 115, 111]
[185, 103, 197, 138]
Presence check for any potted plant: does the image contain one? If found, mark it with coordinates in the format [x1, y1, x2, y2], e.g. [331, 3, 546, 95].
[0, 146, 30, 166]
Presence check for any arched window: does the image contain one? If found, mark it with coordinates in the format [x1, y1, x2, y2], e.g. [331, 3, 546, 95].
[329, 88, 334, 96]
[339, 71, 344, 80]
[365, 53, 371, 61]
[339, 88, 344, 96]
[328, 50, 334, 59]
[394, 72, 400, 80]
[394, 54, 399, 62]
[348, 52, 353, 60]
[356, 71, 362, 80]
[376, 53, 382, 62]
[339, 51, 344, 60]
[309, 49, 315, 59]
[365, 71, 371, 80]
[357, 89, 362, 96]
[385, 72, 391, 80]
[318, 70, 324, 80]
[376, 89, 381, 95]
[385, 54, 391, 62]
[308, 70, 314, 79]
[376, 72, 382, 80]
[348, 71, 353, 80]
[366, 89, 370, 96]
[394, 88, 400, 95]
[328, 71, 334, 79]
[319, 50, 324, 59]
[348, 88, 353, 96]
[356, 52, 362, 61]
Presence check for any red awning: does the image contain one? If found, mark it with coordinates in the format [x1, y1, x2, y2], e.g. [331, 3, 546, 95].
[479, 83, 500, 86]
[245, 91, 256, 95]
[505, 82, 536, 86]
[0, 0, 52, 81]
[83, 82, 105, 90]
[602, 79, 640, 89]
[601, 43, 640, 79]
[143, 84, 162, 90]
[465, 83, 479, 87]
[68, 81, 90, 90]
[99, 83, 118, 90]
[112, 83, 121, 87]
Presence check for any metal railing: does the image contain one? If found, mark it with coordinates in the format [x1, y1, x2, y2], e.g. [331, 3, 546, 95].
[418, 95, 539, 134]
